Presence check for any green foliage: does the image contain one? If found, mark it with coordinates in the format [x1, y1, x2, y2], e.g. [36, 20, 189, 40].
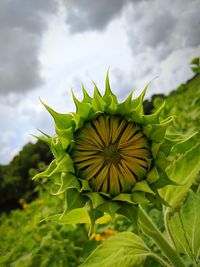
[0, 140, 53, 212]
[0, 195, 96, 267]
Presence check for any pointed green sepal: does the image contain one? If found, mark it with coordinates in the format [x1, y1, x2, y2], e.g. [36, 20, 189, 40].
[84, 192, 106, 209]
[113, 193, 135, 204]
[82, 84, 92, 103]
[117, 92, 133, 115]
[55, 126, 73, 149]
[155, 151, 171, 170]
[40, 99, 72, 129]
[51, 154, 74, 175]
[32, 159, 57, 180]
[117, 204, 138, 227]
[51, 173, 80, 195]
[147, 166, 160, 184]
[151, 171, 178, 189]
[97, 201, 121, 219]
[131, 192, 150, 204]
[87, 207, 104, 237]
[79, 179, 93, 192]
[132, 180, 155, 195]
[92, 83, 106, 112]
[64, 188, 87, 213]
[72, 89, 92, 119]
[143, 101, 165, 124]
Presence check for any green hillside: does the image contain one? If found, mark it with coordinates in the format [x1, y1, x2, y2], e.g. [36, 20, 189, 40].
[0, 72, 199, 267]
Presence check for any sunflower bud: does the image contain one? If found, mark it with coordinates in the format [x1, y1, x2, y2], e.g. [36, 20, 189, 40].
[33, 73, 176, 225]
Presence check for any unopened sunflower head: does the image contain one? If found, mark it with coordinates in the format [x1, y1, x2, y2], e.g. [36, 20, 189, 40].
[33, 73, 177, 225]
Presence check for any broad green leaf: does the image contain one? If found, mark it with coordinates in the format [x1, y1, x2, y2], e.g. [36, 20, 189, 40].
[159, 143, 200, 208]
[44, 208, 111, 225]
[169, 191, 200, 263]
[45, 208, 91, 224]
[80, 232, 150, 267]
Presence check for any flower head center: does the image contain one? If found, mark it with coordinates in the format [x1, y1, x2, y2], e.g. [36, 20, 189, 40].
[102, 144, 121, 165]
[71, 114, 151, 196]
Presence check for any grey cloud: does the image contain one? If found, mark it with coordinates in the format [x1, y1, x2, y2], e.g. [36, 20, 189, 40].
[64, 0, 134, 33]
[125, 0, 200, 60]
[0, 0, 58, 95]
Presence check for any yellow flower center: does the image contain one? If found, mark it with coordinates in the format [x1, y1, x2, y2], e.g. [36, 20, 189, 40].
[71, 115, 151, 196]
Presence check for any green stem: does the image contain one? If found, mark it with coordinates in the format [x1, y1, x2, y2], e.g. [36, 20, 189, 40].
[149, 253, 172, 267]
[138, 205, 185, 267]
[163, 207, 176, 248]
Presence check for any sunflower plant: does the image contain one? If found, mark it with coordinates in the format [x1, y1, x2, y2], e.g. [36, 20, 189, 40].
[33, 73, 200, 267]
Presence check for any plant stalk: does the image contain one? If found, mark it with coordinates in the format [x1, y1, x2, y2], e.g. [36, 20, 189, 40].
[138, 205, 185, 267]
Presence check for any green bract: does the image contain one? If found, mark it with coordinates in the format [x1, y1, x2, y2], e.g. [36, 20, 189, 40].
[33, 73, 177, 227]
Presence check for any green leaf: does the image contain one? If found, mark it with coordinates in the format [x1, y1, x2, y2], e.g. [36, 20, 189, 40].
[64, 188, 87, 212]
[46, 208, 91, 224]
[169, 191, 200, 263]
[80, 232, 150, 267]
[159, 143, 200, 208]
[45, 208, 111, 225]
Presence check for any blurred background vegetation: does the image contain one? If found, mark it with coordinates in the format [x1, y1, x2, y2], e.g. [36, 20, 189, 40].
[0, 59, 199, 267]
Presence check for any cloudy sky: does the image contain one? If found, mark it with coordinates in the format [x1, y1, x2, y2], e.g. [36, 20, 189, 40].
[0, 0, 200, 164]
